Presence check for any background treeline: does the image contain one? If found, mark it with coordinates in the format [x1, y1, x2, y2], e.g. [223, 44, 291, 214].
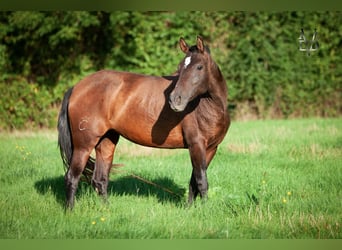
[0, 11, 341, 130]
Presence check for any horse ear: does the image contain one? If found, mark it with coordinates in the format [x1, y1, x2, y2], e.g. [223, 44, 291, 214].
[196, 36, 205, 53]
[179, 37, 189, 53]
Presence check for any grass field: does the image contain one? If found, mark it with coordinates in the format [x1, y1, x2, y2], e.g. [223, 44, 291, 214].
[0, 118, 341, 239]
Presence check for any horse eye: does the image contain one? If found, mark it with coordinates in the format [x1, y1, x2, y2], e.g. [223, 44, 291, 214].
[197, 65, 203, 70]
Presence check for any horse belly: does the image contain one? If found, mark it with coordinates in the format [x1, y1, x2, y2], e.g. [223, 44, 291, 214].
[112, 114, 186, 149]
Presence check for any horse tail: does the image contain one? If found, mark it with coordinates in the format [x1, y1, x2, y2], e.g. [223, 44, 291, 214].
[57, 87, 74, 171]
[57, 87, 95, 182]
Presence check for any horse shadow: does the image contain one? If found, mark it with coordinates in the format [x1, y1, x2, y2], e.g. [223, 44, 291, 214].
[34, 175, 186, 208]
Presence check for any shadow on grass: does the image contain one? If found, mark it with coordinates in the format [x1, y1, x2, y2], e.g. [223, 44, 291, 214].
[34, 175, 186, 208]
[108, 175, 186, 205]
[34, 176, 65, 208]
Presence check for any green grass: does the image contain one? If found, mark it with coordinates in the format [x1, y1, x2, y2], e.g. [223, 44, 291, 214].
[0, 118, 341, 239]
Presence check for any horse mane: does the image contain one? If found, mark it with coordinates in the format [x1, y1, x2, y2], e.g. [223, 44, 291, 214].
[189, 45, 211, 54]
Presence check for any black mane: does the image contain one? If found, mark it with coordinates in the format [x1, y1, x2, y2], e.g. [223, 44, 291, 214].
[189, 45, 211, 54]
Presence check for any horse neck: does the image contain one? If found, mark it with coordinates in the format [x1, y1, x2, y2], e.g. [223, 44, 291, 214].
[207, 62, 228, 111]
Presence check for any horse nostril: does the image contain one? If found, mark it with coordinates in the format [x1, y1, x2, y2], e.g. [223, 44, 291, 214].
[175, 95, 181, 105]
[169, 92, 183, 111]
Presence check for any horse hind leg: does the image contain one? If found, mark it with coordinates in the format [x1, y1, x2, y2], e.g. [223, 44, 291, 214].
[91, 131, 119, 200]
[65, 148, 93, 209]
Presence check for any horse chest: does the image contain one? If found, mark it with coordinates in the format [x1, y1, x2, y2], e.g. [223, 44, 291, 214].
[195, 103, 229, 147]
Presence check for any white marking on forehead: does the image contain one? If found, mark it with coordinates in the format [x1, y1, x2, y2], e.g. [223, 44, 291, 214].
[184, 56, 191, 68]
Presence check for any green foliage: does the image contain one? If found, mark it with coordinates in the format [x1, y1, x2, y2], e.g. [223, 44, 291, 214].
[0, 76, 56, 129]
[106, 12, 207, 75]
[217, 12, 341, 118]
[0, 11, 341, 130]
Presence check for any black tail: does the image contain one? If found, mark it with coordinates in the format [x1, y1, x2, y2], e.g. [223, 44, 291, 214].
[57, 87, 74, 171]
[57, 87, 95, 182]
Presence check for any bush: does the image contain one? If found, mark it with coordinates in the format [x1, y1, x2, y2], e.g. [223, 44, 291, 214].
[0, 11, 341, 130]
[0, 77, 56, 129]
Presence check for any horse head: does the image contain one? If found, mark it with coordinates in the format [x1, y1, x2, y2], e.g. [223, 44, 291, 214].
[169, 36, 212, 112]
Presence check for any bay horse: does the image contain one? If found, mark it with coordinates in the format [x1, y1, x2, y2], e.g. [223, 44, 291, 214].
[58, 36, 230, 209]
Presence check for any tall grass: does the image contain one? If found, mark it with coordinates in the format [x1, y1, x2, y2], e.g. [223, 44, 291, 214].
[0, 118, 341, 238]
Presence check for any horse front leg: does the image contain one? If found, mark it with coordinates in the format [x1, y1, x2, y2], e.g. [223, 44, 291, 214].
[188, 142, 208, 204]
[188, 168, 208, 204]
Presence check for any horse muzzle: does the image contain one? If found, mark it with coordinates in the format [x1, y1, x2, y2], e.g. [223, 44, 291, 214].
[169, 92, 188, 112]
